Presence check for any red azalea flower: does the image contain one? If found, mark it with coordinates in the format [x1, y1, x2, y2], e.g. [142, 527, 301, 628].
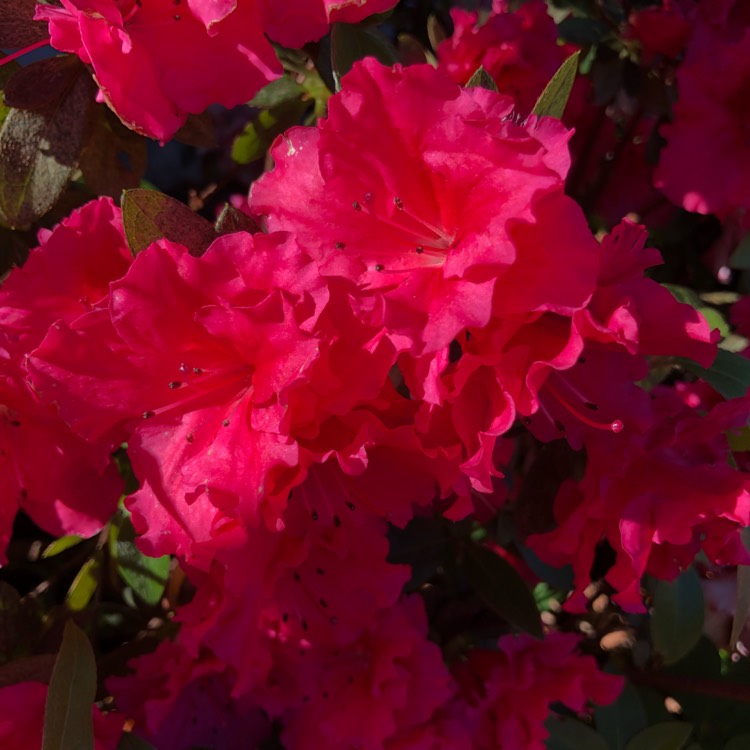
[262, 0, 398, 48]
[35, 0, 281, 141]
[458, 632, 622, 750]
[250, 59, 599, 355]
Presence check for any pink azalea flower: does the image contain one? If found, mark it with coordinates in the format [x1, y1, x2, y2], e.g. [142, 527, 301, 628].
[250, 59, 599, 355]
[35, 0, 281, 141]
[0, 681, 122, 750]
[458, 632, 622, 750]
[262, 0, 398, 48]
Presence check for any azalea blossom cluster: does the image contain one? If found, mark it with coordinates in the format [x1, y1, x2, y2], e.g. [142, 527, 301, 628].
[2, 0, 750, 746]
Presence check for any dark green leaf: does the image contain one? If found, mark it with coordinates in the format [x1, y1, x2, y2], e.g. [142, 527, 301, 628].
[730, 565, 750, 649]
[532, 51, 580, 121]
[623, 722, 693, 750]
[596, 681, 648, 750]
[42, 621, 96, 750]
[388, 517, 450, 590]
[466, 66, 499, 92]
[557, 17, 611, 45]
[121, 189, 216, 256]
[109, 511, 170, 606]
[172, 112, 216, 148]
[546, 717, 609, 750]
[250, 76, 306, 110]
[0, 68, 92, 228]
[0, 653, 56, 688]
[0, 0, 48, 47]
[3, 56, 84, 112]
[330, 22, 398, 91]
[680, 349, 750, 400]
[80, 108, 147, 199]
[65, 557, 100, 612]
[725, 734, 750, 750]
[231, 98, 308, 165]
[0, 582, 41, 662]
[729, 232, 750, 270]
[426, 14, 447, 51]
[650, 570, 704, 665]
[117, 734, 157, 750]
[459, 541, 542, 638]
[215, 203, 259, 235]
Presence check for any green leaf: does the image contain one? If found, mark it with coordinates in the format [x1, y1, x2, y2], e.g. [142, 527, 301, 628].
[557, 17, 612, 45]
[729, 232, 750, 270]
[214, 203, 258, 236]
[231, 99, 308, 164]
[459, 541, 543, 638]
[426, 14, 447, 51]
[250, 76, 306, 110]
[697, 307, 729, 339]
[330, 22, 398, 91]
[650, 569, 704, 665]
[43, 535, 83, 558]
[0, 67, 92, 228]
[117, 734, 157, 750]
[109, 511, 170, 606]
[730, 564, 750, 649]
[466, 66, 499, 92]
[65, 557, 100, 612]
[596, 681, 648, 750]
[121, 189, 216, 256]
[681, 349, 750, 400]
[545, 717, 609, 750]
[725, 734, 750, 750]
[532, 51, 580, 120]
[624, 722, 693, 750]
[42, 621, 96, 750]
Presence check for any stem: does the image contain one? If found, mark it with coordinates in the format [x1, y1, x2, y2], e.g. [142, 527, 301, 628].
[0, 39, 51, 67]
[628, 668, 750, 704]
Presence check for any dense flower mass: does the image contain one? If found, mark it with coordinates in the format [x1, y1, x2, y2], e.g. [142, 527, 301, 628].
[5, 1, 750, 747]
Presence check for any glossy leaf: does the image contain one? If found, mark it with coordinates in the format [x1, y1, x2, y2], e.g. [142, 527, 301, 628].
[117, 734, 157, 750]
[532, 51, 580, 121]
[43, 536, 83, 558]
[65, 557, 100, 612]
[546, 717, 609, 750]
[121, 189, 216, 256]
[459, 541, 543, 638]
[330, 22, 398, 91]
[650, 570, 704, 665]
[0, 0, 48, 47]
[596, 681, 648, 750]
[215, 203, 259, 235]
[624, 722, 693, 750]
[0, 69, 92, 228]
[466, 66, 499, 92]
[681, 349, 750, 400]
[231, 99, 309, 165]
[730, 565, 750, 649]
[109, 511, 170, 606]
[42, 621, 96, 750]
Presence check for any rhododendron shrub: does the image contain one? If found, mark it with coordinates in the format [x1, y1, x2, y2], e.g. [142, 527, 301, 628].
[5, 1, 750, 748]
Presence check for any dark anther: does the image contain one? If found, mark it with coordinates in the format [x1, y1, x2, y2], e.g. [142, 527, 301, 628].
[319, 598, 328, 608]
[282, 612, 289, 623]
[335, 242, 346, 250]
[143, 411, 155, 419]
[311, 509, 319, 521]
[374, 264, 384, 272]
[174, 14, 181, 19]
[301, 620, 308, 631]
[222, 419, 230, 427]
[179, 363, 189, 373]
[577, 356, 586, 364]
[394, 197, 403, 209]
[416, 245, 424, 254]
[345, 501, 355, 511]
[333, 515, 341, 527]
[186, 433, 194, 443]
[554, 419, 566, 433]
[193, 367, 203, 374]
[352, 201, 362, 211]
[168, 381, 181, 389]
[584, 402, 599, 411]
